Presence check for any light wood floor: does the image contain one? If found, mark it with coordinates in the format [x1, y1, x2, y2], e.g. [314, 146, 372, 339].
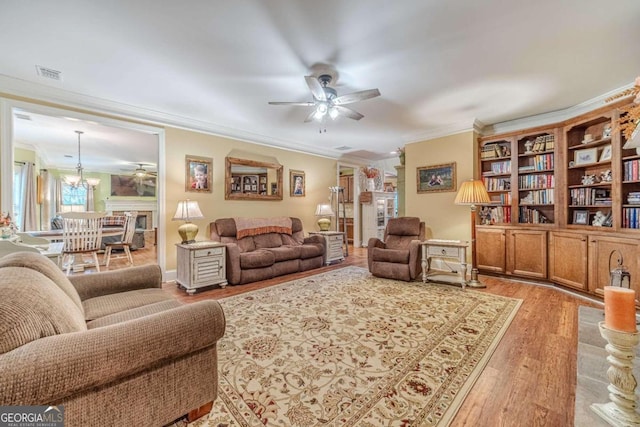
[112, 245, 601, 426]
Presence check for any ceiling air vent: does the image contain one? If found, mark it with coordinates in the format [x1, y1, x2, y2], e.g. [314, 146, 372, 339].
[334, 145, 353, 151]
[35, 65, 62, 81]
[14, 113, 32, 121]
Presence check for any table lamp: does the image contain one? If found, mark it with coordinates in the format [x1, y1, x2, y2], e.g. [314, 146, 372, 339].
[454, 179, 491, 288]
[315, 203, 334, 231]
[172, 199, 204, 244]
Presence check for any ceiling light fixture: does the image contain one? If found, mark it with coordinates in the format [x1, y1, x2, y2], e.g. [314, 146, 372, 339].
[64, 130, 100, 190]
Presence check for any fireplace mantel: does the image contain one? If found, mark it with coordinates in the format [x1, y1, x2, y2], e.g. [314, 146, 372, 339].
[105, 199, 157, 228]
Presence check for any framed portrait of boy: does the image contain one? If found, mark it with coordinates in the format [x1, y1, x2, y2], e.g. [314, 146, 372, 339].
[290, 170, 305, 197]
[185, 155, 213, 193]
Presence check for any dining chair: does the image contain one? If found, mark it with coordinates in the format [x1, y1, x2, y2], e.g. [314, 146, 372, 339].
[103, 211, 138, 267]
[60, 211, 106, 275]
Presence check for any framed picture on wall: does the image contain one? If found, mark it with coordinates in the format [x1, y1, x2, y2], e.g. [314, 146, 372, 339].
[185, 155, 213, 193]
[416, 162, 457, 193]
[290, 170, 305, 197]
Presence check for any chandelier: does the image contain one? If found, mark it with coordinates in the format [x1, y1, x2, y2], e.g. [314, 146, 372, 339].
[64, 130, 100, 189]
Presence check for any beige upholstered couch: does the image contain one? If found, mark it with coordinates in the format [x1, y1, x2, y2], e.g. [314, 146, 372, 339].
[0, 252, 225, 427]
[210, 217, 326, 285]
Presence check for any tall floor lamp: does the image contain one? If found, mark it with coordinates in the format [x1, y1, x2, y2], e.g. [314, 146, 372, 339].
[454, 179, 491, 288]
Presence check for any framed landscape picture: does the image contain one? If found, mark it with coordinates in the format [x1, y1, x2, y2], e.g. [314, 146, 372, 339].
[417, 162, 457, 193]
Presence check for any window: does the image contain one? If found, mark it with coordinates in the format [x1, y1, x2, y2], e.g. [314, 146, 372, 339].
[61, 183, 87, 211]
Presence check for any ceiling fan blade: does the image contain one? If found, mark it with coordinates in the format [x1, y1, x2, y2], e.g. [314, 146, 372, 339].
[333, 88, 381, 105]
[268, 101, 316, 106]
[334, 105, 364, 121]
[305, 76, 327, 101]
[303, 109, 316, 123]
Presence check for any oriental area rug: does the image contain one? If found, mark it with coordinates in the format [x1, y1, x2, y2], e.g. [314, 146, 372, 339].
[190, 267, 522, 427]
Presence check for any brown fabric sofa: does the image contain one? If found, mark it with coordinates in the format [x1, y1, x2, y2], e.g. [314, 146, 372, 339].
[0, 252, 225, 427]
[368, 217, 426, 281]
[210, 217, 325, 285]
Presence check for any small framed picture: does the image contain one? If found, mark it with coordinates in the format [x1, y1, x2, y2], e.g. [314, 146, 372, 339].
[185, 155, 213, 193]
[290, 170, 305, 197]
[599, 144, 612, 162]
[573, 210, 589, 225]
[574, 148, 598, 166]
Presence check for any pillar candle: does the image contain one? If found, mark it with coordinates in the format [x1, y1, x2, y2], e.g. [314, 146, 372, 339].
[604, 286, 638, 333]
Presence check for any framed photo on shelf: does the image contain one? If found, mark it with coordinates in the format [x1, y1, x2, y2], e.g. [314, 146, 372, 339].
[290, 170, 305, 197]
[185, 155, 213, 193]
[574, 148, 598, 166]
[599, 144, 612, 162]
[573, 210, 589, 225]
[417, 162, 457, 193]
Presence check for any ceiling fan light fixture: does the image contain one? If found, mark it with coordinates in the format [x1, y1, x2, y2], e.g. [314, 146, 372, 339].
[329, 107, 339, 120]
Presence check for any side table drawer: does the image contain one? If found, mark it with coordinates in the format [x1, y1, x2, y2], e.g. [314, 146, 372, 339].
[427, 246, 461, 258]
[194, 247, 224, 258]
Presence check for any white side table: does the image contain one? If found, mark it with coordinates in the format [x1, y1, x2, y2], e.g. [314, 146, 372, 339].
[421, 239, 469, 289]
[308, 231, 345, 265]
[176, 241, 227, 294]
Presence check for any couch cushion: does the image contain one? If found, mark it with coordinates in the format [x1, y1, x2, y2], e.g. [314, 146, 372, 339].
[372, 247, 410, 264]
[239, 250, 275, 269]
[254, 233, 283, 249]
[0, 252, 84, 313]
[83, 288, 174, 322]
[86, 299, 183, 329]
[265, 245, 301, 262]
[386, 217, 421, 236]
[299, 243, 324, 259]
[282, 233, 304, 246]
[384, 235, 417, 251]
[0, 267, 87, 354]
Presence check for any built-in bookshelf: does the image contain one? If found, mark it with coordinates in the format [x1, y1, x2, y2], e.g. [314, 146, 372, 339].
[480, 139, 513, 225]
[516, 132, 556, 224]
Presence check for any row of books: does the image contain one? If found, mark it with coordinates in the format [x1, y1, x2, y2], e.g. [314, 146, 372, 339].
[628, 191, 640, 205]
[569, 188, 612, 206]
[483, 160, 511, 175]
[520, 189, 554, 205]
[479, 206, 512, 225]
[623, 160, 640, 181]
[525, 134, 555, 153]
[489, 193, 511, 204]
[483, 177, 511, 191]
[481, 143, 511, 160]
[518, 207, 551, 224]
[622, 208, 640, 229]
[518, 174, 554, 189]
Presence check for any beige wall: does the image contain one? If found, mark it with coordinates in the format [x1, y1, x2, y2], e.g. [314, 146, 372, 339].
[405, 131, 478, 261]
[163, 127, 337, 269]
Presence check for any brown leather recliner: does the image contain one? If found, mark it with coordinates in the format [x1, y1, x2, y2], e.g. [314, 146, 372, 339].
[367, 217, 426, 281]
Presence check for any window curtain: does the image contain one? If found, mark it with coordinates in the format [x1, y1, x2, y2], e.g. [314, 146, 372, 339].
[54, 178, 63, 216]
[86, 186, 95, 211]
[15, 162, 37, 231]
[40, 170, 53, 230]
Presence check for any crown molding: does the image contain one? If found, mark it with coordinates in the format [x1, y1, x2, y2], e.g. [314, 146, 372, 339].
[482, 83, 636, 136]
[403, 118, 480, 144]
[0, 74, 339, 160]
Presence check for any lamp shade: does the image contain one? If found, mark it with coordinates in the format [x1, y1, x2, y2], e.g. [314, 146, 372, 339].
[454, 179, 491, 206]
[172, 200, 204, 221]
[172, 200, 204, 244]
[315, 203, 335, 217]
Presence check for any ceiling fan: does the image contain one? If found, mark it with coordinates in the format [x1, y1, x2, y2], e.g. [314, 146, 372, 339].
[131, 163, 157, 178]
[268, 74, 380, 122]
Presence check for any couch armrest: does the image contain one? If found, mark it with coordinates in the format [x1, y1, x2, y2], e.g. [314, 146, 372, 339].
[70, 264, 162, 301]
[367, 238, 386, 271]
[224, 243, 242, 285]
[0, 300, 225, 406]
[408, 239, 422, 279]
[303, 235, 325, 247]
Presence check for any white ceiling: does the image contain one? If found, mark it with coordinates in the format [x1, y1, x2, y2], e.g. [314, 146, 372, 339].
[1, 0, 640, 168]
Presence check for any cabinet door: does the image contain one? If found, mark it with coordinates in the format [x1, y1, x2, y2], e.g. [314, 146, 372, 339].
[588, 235, 640, 300]
[506, 229, 547, 279]
[476, 227, 506, 273]
[548, 231, 588, 290]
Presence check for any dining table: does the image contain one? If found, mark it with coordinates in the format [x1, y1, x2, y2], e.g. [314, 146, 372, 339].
[26, 227, 125, 242]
